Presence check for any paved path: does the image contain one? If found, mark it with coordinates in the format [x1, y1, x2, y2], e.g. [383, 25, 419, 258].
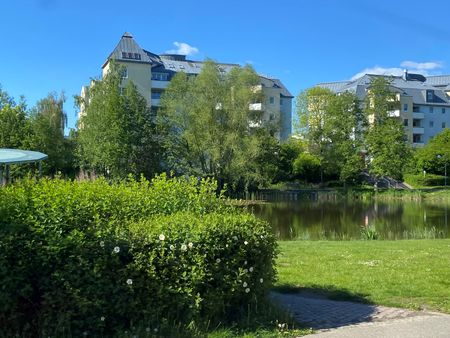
[271, 292, 450, 337]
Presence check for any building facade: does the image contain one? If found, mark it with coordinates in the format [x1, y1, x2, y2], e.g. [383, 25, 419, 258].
[80, 32, 292, 140]
[317, 72, 450, 147]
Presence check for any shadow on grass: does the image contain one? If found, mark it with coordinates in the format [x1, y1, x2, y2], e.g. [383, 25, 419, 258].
[273, 283, 373, 304]
[271, 284, 383, 330]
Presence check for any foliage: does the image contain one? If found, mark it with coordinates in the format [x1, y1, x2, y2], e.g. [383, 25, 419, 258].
[295, 87, 364, 182]
[0, 86, 29, 149]
[360, 224, 379, 240]
[158, 60, 273, 191]
[414, 128, 450, 175]
[27, 92, 74, 175]
[364, 77, 412, 180]
[77, 63, 159, 179]
[293, 152, 321, 183]
[0, 175, 276, 336]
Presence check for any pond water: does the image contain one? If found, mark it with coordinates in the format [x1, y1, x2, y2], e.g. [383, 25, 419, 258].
[251, 199, 450, 240]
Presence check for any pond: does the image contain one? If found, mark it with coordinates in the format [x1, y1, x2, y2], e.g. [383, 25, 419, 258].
[251, 198, 450, 240]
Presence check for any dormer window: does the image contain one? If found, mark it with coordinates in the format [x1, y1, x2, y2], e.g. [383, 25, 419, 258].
[426, 90, 434, 102]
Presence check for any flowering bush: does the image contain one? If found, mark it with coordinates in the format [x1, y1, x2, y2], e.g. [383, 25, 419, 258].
[0, 175, 276, 336]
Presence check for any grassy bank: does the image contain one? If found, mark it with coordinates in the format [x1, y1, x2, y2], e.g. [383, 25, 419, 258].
[276, 239, 450, 313]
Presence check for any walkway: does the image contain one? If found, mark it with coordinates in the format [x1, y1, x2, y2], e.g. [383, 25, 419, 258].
[271, 292, 450, 337]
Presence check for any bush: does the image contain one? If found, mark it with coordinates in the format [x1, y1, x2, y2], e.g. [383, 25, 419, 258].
[404, 173, 446, 187]
[0, 175, 276, 336]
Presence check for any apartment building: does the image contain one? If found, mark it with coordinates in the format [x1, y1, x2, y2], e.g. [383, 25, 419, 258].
[80, 32, 292, 140]
[317, 71, 450, 147]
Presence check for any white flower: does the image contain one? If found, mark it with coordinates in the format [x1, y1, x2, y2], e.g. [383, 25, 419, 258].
[188, 242, 194, 249]
[244, 241, 248, 245]
[260, 278, 264, 283]
[216, 258, 221, 263]
[100, 241, 105, 247]
[249, 267, 254, 272]
[170, 245, 175, 250]
[159, 234, 165, 241]
[244, 260, 247, 265]
[126, 278, 133, 285]
[181, 244, 187, 251]
[225, 244, 229, 248]
[113, 246, 120, 253]
[245, 288, 250, 293]
[146, 327, 150, 332]
[233, 236, 238, 241]
[154, 328, 158, 332]
[243, 282, 248, 287]
[100, 316, 105, 321]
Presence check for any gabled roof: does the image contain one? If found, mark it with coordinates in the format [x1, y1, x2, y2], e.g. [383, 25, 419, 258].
[102, 32, 154, 68]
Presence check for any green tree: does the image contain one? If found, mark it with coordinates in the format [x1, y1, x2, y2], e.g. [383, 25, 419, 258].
[28, 92, 73, 175]
[414, 128, 450, 175]
[364, 77, 411, 180]
[77, 64, 159, 179]
[158, 60, 271, 190]
[0, 86, 29, 148]
[296, 87, 364, 183]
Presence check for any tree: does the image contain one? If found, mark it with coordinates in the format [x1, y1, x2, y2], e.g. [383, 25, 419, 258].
[414, 128, 450, 175]
[77, 64, 159, 179]
[158, 60, 272, 190]
[0, 86, 29, 149]
[28, 92, 73, 175]
[364, 77, 411, 180]
[296, 87, 364, 183]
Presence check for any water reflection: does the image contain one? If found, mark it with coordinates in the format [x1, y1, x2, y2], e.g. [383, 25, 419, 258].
[251, 200, 450, 240]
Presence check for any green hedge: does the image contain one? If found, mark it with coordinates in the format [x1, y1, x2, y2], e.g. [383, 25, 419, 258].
[404, 173, 446, 187]
[0, 175, 276, 337]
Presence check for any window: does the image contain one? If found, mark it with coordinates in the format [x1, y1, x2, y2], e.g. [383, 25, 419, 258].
[120, 68, 128, 79]
[430, 106, 434, 113]
[442, 108, 446, 114]
[151, 92, 162, 100]
[121, 52, 141, 60]
[426, 90, 434, 102]
[269, 97, 274, 104]
[403, 103, 408, 112]
[430, 121, 434, 127]
[413, 134, 422, 143]
[403, 119, 408, 126]
[151, 73, 169, 81]
[134, 53, 141, 60]
[443, 122, 447, 128]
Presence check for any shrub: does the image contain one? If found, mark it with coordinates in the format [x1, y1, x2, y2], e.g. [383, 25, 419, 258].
[0, 175, 276, 336]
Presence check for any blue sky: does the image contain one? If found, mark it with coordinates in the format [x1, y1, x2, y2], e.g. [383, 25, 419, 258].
[2, 0, 450, 131]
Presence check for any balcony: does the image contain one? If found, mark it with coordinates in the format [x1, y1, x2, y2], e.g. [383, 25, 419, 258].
[413, 142, 424, 148]
[249, 103, 264, 111]
[151, 98, 161, 107]
[413, 127, 424, 134]
[413, 112, 425, 119]
[151, 80, 169, 90]
[387, 109, 400, 117]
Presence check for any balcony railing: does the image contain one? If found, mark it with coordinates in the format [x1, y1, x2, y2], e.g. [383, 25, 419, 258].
[413, 112, 425, 119]
[249, 103, 264, 111]
[413, 127, 424, 134]
[387, 110, 400, 117]
[151, 80, 169, 90]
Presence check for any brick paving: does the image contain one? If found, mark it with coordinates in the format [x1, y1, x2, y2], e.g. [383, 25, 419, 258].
[270, 292, 441, 331]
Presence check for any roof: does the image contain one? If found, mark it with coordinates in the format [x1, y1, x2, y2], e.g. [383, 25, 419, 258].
[317, 73, 450, 106]
[104, 32, 292, 97]
[102, 32, 154, 68]
[0, 149, 48, 165]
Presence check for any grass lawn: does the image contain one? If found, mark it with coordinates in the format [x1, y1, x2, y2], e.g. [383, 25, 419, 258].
[276, 239, 450, 313]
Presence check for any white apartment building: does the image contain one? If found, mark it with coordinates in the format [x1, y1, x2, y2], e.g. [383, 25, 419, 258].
[80, 32, 292, 140]
[318, 71, 450, 147]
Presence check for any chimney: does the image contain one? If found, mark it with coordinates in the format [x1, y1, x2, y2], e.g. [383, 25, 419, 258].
[403, 69, 408, 80]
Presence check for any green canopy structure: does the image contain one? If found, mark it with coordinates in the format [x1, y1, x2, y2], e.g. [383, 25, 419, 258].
[0, 148, 48, 185]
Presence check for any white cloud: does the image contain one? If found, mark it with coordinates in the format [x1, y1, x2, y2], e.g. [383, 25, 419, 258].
[351, 61, 444, 80]
[166, 42, 199, 56]
[400, 61, 443, 71]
